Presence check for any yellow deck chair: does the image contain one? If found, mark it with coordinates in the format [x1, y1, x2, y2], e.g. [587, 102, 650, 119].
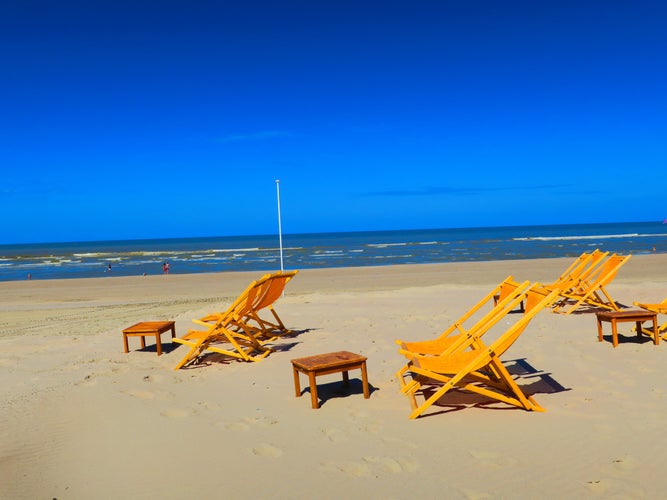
[400, 285, 560, 419]
[397, 277, 530, 356]
[241, 270, 299, 340]
[493, 276, 528, 312]
[197, 270, 298, 341]
[173, 277, 274, 369]
[395, 277, 532, 394]
[545, 249, 609, 293]
[634, 298, 667, 341]
[551, 254, 631, 314]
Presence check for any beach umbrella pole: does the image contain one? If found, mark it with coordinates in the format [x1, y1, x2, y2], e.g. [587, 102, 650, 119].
[276, 179, 284, 273]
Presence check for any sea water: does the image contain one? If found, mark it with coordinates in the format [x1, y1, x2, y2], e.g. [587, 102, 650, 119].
[1, 221, 665, 282]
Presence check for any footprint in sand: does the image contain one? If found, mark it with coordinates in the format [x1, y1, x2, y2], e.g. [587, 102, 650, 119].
[382, 436, 418, 450]
[251, 443, 283, 458]
[469, 450, 519, 468]
[362, 421, 383, 434]
[363, 456, 419, 474]
[160, 408, 194, 418]
[224, 421, 250, 431]
[320, 460, 371, 477]
[222, 415, 278, 432]
[244, 415, 279, 427]
[586, 479, 609, 494]
[321, 428, 347, 442]
[321, 456, 418, 477]
[459, 488, 493, 500]
[122, 389, 174, 401]
[612, 456, 640, 471]
[75, 374, 98, 387]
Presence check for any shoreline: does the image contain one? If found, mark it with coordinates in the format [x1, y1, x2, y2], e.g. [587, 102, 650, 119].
[1, 252, 665, 304]
[2, 254, 667, 498]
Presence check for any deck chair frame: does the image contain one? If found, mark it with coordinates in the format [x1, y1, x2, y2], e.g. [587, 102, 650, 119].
[400, 286, 560, 419]
[173, 271, 298, 369]
[551, 254, 630, 314]
[634, 299, 667, 341]
[395, 278, 532, 395]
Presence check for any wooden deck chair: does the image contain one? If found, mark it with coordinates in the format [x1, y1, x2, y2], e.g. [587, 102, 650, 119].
[545, 249, 609, 292]
[172, 277, 274, 369]
[551, 254, 631, 314]
[197, 270, 299, 341]
[634, 298, 667, 341]
[492, 277, 528, 312]
[400, 285, 560, 419]
[395, 278, 532, 394]
[240, 270, 299, 340]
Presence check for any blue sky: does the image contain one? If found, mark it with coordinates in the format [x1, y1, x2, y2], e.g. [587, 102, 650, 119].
[2, 1, 666, 244]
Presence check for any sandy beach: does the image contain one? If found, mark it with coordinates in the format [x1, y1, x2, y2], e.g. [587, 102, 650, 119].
[2, 255, 667, 499]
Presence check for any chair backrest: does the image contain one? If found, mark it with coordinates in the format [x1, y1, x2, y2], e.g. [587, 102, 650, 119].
[497, 277, 524, 303]
[549, 249, 609, 290]
[251, 270, 298, 311]
[476, 285, 560, 365]
[580, 254, 630, 290]
[455, 276, 527, 330]
[431, 279, 533, 357]
[210, 277, 263, 328]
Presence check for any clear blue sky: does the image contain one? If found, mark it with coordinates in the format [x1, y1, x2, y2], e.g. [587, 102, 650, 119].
[2, 1, 666, 244]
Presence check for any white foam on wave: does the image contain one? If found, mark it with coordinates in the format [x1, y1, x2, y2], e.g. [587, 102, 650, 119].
[514, 232, 667, 241]
[367, 242, 407, 248]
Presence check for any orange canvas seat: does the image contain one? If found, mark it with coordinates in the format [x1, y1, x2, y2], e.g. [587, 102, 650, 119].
[240, 270, 298, 340]
[398, 285, 560, 419]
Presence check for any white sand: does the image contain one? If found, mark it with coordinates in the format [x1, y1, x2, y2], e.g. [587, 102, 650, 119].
[1, 255, 667, 499]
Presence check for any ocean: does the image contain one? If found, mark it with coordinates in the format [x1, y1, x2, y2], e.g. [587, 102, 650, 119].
[1, 221, 666, 282]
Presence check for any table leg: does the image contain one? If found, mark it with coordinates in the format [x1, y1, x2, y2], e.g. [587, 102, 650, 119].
[156, 334, 163, 356]
[292, 365, 302, 397]
[597, 318, 604, 343]
[652, 318, 659, 345]
[361, 361, 370, 399]
[140, 336, 146, 349]
[342, 370, 349, 386]
[308, 371, 319, 409]
[170, 324, 176, 339]
[611, 320, 619, 348]
[123, 334, 129, 353]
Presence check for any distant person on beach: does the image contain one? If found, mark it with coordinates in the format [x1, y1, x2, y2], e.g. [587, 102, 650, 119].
[106, 264, 112, 272]
[162, 261, 170, 274]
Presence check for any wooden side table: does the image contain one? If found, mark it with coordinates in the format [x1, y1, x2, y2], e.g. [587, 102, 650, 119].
[596, 310, 659, 348]
[291, 351, 370, 409]
[123, 321, 176, 356]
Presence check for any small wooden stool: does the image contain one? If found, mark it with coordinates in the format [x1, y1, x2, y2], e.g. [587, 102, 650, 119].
[596, 310, 659, 348]
[122, 321, 176, 356]
[291, 351, 370, 409]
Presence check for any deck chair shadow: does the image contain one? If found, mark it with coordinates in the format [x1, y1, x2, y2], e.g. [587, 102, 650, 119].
[550, 254, 630, 314]
[398, 285, 560, 419]
[634, 298, 667, 341]
[395, 277, 532, 395]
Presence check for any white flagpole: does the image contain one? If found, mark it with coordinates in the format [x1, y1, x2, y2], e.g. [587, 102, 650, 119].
[276, 179, 284, 273]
